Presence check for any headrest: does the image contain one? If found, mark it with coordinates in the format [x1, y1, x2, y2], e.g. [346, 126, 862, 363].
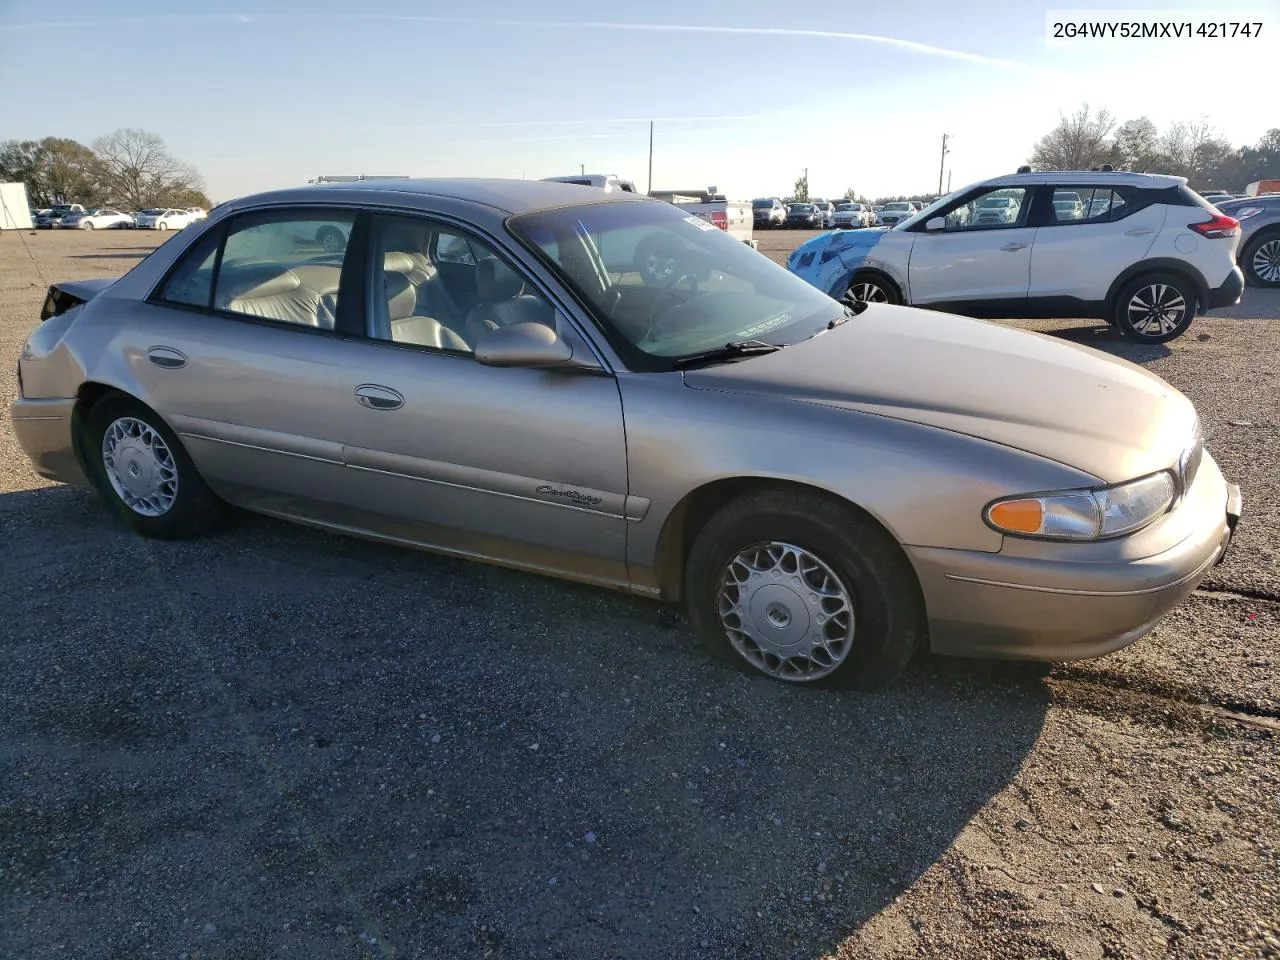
[476, 256, 524, 301]
[219, 266, 301, 302]
[383, 250, 416, 275]
[381, 222, 427, 254]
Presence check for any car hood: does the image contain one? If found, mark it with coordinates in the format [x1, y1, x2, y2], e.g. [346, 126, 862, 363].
[682, 305, 1197, 483]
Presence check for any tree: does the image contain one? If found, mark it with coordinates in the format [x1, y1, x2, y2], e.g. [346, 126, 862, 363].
[788, 170, 810, 203]
[1161, 118, 1235, 187]
[93, 128, 205, 210]
[1107, 117, 1163, 172]
[0, 137, 106, 206]
[1028, 104, 1116, 170]
[1237, 127, 1280, 185]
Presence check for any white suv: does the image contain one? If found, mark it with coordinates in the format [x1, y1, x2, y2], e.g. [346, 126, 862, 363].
[787, 170, 1245, 343]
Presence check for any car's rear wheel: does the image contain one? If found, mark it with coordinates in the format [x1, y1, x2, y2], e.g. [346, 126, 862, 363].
[85, 397, 223, 539]
[83, 221, 94, 230]
[684, 490, 926, 690]
[1113, 273, 1197, 343]
[158, 221, 169, 231]
[1242, 233, 1280, 287]
[840, 271, 901, 306]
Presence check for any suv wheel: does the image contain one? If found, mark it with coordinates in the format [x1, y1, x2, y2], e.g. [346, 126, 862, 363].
[1113, 273, 1197, 343]
[1242, 233, 1280, 287]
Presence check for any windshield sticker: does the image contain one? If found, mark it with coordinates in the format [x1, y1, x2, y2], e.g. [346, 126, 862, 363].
[736, 313, 793, 338]
[683, 215, 717, 232]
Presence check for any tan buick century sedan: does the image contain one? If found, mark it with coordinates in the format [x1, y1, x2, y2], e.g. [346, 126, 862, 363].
[11, 180, 1242, 688]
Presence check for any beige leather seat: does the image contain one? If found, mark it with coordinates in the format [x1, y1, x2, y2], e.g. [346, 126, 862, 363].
[216, 262, 340, 328]
[383, 253, 469, 351]
[464, 257, 554, 343]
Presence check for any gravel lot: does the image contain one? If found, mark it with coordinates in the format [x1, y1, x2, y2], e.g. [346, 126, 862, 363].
[2, 228, 1277, 960]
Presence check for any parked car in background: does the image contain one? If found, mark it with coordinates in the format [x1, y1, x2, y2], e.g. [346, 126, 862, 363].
[35, 203, 86, 228]
[542, 173, 638, 193]
[1050, 191, 1084, 221]
[786, 169, 1244, 343]
[186, 207, 209, 221]
[9, 177, 1241, 691]
[134, 208, 198, 231]
[833, 202, 874, 228]
[785, 202, 823, 229]
[60, 208, 135, 230]
[752, 198, 786, 228]
[809, 200, 835, 228]
[876, 201, 917, 227]
[1218, 194, 1280, 287]
[1202, 193, 1235, 206]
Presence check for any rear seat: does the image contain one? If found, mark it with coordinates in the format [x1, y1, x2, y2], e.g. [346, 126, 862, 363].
[216, 261, 342, 328]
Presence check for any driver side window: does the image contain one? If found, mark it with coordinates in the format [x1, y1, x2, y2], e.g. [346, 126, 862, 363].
[942, 187, 1030, 231]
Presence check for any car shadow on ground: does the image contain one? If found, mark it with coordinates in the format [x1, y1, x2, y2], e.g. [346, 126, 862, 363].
[1030, 320, 1176, 363]
[0, 484, 1050, 960]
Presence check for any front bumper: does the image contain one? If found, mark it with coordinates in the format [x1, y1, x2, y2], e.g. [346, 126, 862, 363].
[909, 452, 1241, 662]
[10, 397, 88, 485]
[1206, 265, 1245, 309]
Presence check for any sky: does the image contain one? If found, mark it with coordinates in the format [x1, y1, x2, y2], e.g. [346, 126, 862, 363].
[1, 0, 1276, 203]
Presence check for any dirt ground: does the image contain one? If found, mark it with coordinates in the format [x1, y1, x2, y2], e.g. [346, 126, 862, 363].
[1, 227, 1278, 960]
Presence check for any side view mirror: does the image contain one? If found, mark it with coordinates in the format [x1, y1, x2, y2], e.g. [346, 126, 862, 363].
[925, 217, 946, 232]
[474, 321, 576, 369]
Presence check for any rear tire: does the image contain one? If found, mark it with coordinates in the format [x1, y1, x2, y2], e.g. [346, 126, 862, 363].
[1112, 272, 1197, 343]
[83, 221, 95, 230]
[1241, 233, 1280, 287]
[158, 222, 169, 231]
[684, 490, 926, 690]
[84, 396, 224, 539]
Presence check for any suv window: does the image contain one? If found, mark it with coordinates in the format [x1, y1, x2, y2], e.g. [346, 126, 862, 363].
[368, 215, 556, 354]
[940, 187, 1030, 231]
[1048, 187, 1127, 224]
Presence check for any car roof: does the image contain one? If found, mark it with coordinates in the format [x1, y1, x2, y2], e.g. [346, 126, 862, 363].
[978, 170, 1187, 189]
[218, 178, 651, 217]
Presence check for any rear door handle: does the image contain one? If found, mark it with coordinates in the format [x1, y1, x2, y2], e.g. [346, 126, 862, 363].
[354, 383, 404, 411]
[147, 346, 187, 369]
[1125, 228, 1155, 237]
[1001, 242, 1028, 252]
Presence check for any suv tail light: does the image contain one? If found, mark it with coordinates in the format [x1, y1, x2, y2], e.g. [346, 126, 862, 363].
[1188, 214, 1240, 239]
[709, 210, 728, 231]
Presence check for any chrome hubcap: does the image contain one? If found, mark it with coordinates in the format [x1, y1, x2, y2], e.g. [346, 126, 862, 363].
[1127, 283, 1186, 336]
[847, 281, 888, 303]
[321, 232, 342, 252]
[644, 251, 677, 284]
[1253, 239, 1280, 282]
[716, 541, 856, 682]
[101, 417, 179, 517]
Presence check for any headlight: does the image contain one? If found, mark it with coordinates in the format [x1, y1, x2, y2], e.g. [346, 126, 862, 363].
[985, 471, 1176, 541]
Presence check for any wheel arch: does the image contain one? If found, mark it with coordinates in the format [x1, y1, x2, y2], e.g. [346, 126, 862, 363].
[70, 382, 170, 478]
[1105, 259, 1210, 315]
[650, 476, 912, 602]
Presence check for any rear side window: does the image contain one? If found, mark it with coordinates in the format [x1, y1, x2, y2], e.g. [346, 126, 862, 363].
[155, 211, 356, 330]
[1047, 187, 1127, 225]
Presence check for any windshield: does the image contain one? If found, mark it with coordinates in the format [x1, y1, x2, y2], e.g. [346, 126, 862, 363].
[884, 202, 911, 211]
[508, 200, 842, 371]
[752, 199, 772, 208]
[836, 203, 854, 211]
[788, 204, 811, 213]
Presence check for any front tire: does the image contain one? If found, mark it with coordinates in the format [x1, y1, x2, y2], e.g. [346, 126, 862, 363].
[839, 270, 901, 306]
[85, 397, 223, 539]
[1241, 233, 1280, 287]
[684, 490, 927, 690]
[158, 221, 169, 231]
[1113, 272, 1196, 343]
[83, 221, 94, 230]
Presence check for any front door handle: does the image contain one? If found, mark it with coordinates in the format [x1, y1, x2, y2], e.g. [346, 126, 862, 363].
[1000, 242, 1028, 252]
[354, 384, 404, 411]
[147, 345, 187, 369]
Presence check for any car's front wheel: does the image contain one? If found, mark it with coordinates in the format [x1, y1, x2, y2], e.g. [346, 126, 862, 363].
[839, 270, 901, 306]
[157, 221, 169, 231]
[83, 221, 94, 230]
[85, 397, 224, 539]
[1113, 273, 1197, 343]
[684, 490, 926, 689]
[1241, 233, 1280, 287]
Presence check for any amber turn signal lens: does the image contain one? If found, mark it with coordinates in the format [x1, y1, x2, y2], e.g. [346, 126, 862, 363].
[987, 499, 1043, 534]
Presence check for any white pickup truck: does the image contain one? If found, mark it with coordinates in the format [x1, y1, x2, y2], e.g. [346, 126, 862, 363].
[647, 186, 756, 249]
[543, 174, 756, 249]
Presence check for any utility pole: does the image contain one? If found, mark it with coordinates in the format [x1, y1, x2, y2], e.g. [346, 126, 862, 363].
[938, 133, 950, 195]
[580, 163, 585, 176]
[648, 120, 654, 194]
[946, 170, 952, 192]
